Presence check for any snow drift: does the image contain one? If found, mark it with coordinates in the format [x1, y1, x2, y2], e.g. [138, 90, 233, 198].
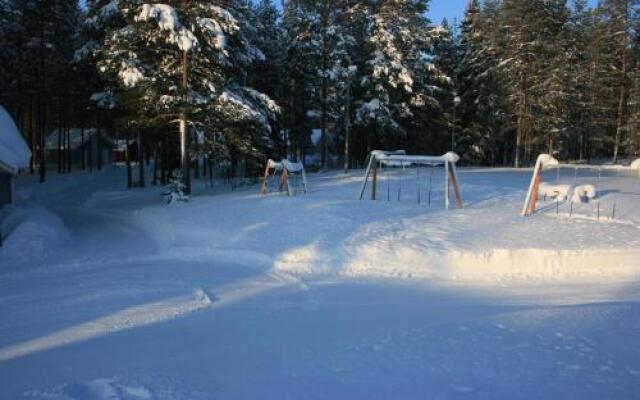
[0, 205, 68, 262]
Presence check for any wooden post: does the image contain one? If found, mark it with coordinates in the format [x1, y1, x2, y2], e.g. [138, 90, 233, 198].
[448, 162, 463, 208]
[282, 169, 291, 196]
[359, 155, 374, 200]
[529, 169, 541, 215]
[522, 157, 544, 216]
[260, 162, 271, 194]
[445, 160, 450, 209]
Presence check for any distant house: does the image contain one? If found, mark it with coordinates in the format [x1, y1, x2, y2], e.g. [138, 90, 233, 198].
[45, 128, 114, 167]
[112, 139, 140, 164]
[0, 106, 31, 207]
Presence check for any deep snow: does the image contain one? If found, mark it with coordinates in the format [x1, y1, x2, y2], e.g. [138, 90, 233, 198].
[0, 165, 639, 399]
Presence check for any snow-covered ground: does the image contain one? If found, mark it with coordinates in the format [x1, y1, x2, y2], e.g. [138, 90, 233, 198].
[1, 166, 639, 399]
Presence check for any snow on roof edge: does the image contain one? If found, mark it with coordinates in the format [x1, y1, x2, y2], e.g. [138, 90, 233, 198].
[0, 105, 31, 175]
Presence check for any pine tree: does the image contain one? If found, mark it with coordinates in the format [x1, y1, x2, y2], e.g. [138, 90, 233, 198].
[355, 0, 444, 153]
[457, 0, 509, 164]
[602, 0, 639, 162]
[101, 1, 276, 193]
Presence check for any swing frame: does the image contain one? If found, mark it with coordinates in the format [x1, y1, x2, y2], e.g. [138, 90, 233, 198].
[522, 154, 634, 216]
[260, 159, 308, 197]
[359, 151, 463, 209]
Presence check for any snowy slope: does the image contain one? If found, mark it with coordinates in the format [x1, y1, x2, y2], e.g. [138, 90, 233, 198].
[0, 166, 639, 399]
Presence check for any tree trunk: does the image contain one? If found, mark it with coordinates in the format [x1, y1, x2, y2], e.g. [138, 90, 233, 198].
[96, 115, 103, 170]
[515, 76, 528, 168]
[344, 74, 351, 173]
[152, 145, 159, 186]
[320, 1, 330, 169]
[180, 25, 191, 194]
[613, 52, 628, 163]
[138, 131, 145, 188]
[126, 130, 132, 188]
[81, 120, 86, 170]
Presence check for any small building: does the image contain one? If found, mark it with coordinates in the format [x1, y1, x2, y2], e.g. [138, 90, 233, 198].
[112, 139, 140, 164]
[0, 106, 31, 207]
[45, 128, 114, 167]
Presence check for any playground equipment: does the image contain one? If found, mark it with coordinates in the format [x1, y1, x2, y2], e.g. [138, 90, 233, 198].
[260, 159, 308, 197]
[359, 151, 463, 209]
[522, 154, 637, 217]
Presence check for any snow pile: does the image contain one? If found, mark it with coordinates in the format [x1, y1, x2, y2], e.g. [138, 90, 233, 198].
[631, 158, 640, 170]
[0, 205, 68, 263]
[538, 183, 571, 201]
[571, 184, 597, 203]
[0, 106, 31, 174]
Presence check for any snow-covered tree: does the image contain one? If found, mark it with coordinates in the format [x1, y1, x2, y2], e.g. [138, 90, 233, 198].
[354, 0, 447, 154]
[100, 1, 277, 193]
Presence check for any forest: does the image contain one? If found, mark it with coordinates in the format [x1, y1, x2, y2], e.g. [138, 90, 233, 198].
[1, 0, 638, 193]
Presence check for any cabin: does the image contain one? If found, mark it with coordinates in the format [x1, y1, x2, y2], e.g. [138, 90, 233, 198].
[0, 106, 31, 208]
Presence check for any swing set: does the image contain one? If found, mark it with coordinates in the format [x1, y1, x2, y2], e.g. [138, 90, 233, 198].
[359, 150, 463, 209]
[260, 159, 308, 197]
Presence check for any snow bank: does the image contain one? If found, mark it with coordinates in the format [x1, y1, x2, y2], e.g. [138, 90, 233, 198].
[0, 205, 68, 263]
[339, 246, 640, 283]
[572, 184, 597, 203]
[631, 159, 640, 170]
[538, 183, 571, 201]
[0, 106, 31, 174]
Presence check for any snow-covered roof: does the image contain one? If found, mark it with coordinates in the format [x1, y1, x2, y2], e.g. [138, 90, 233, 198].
[46, 128, 114, 151]
[0, 106, 31, 175]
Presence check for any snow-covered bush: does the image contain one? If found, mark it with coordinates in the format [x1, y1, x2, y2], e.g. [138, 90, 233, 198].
[163, 172, 189, 205]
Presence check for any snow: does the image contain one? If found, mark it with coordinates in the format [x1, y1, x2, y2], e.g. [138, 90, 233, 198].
[135, 4, 198, 52]
[1, 166, 639, 398]
[118, 63, 145, 87]
[537, 153, 560, 168]
[571, 184, 597, 203]
[0, 204, 69, 263]
[538, 182, 572, 201]
[0, 105, 31, 174]
[631, 158, 640, 170]
[197, 17, 226, 50]
[311, 129, 322, 146]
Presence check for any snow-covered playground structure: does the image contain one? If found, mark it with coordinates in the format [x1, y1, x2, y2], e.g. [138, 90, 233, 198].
[522, 154, 638, 217]
[359, 151, 463, 209]
[260, 159, 308, 197]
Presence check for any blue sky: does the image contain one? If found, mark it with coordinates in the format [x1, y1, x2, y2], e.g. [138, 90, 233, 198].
[428, 0, 600, 25]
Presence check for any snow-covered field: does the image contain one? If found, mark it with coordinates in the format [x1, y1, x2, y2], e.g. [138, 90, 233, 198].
[1, 166, 639, 399]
